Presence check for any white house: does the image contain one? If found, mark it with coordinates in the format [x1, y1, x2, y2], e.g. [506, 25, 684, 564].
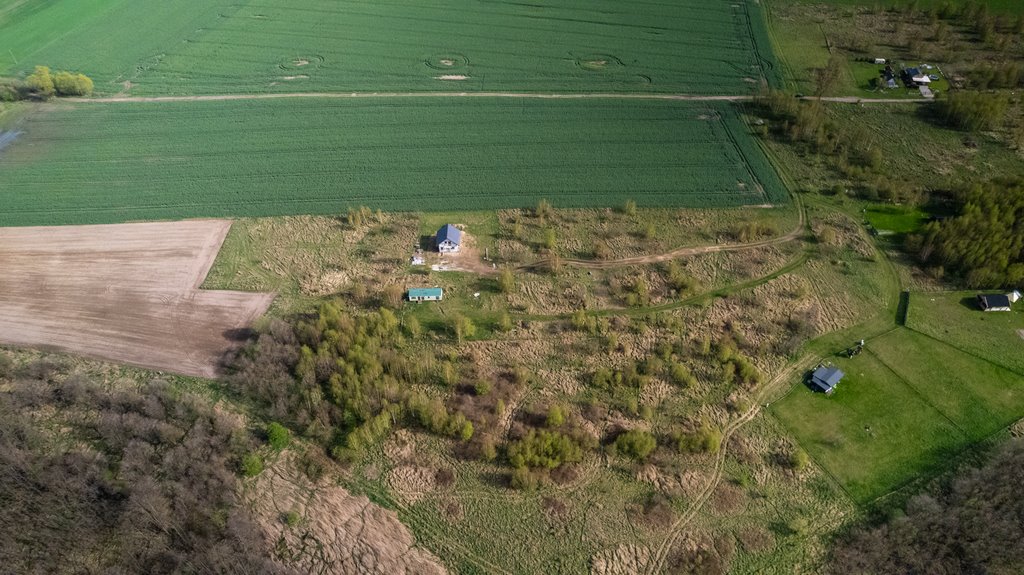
[436, 224, 462, 253]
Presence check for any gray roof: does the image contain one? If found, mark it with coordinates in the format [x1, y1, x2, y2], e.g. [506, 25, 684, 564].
[436, 224, 461, 245]
[811, 366, 844, 391]
[978, 294, 1011, 309]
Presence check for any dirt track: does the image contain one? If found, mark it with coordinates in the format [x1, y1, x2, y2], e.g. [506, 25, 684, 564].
[66, 92, 936, 105]
[0, 220, 273, 377]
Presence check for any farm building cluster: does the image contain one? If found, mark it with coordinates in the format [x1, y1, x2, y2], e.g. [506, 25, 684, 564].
[405, 224, 463, 302]
[873, 58, 941, 98]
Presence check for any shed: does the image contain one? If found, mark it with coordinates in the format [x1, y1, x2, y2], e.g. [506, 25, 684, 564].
[1009, 291, 1022, 303]
[408, 287, 443, 302]
[811, 366, 844, 394]
[436, 224, 462, 253]
[978, 294, 1012, 312]
[874, 58, 887, 65]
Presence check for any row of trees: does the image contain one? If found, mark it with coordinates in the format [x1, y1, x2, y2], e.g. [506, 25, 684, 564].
[2, 65, 94, 101]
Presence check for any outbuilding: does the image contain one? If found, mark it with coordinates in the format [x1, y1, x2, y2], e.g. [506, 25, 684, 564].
[436, 224, 462, 253]
[978, 293, 1013, 312]
[810, 366, 844, 394]
[408, 287, 443, 302]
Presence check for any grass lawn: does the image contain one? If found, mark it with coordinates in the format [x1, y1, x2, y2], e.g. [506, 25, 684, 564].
[868, 329, 1024, 440]
[865, 204, 929, 234]
[771, 349, 967, 503]
[907, 292, 1024, 376]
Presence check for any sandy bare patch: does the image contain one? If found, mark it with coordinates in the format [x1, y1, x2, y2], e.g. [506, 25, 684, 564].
[590, 544, 653, 575]
[435, 75, 469, 81]
[246, 452, 447, 575]
[0, 220, 273, 377]
[1018, 329, 1024, 341]
[294, 59, 310, 67]
[387, 464, 437, 504]
[280, 75, 309, 80]
[439, 59, 455, 67]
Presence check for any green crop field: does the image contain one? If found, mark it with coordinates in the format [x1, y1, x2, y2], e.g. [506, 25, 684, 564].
[0, 0, 781, 96]
[0, 98, 787, 226]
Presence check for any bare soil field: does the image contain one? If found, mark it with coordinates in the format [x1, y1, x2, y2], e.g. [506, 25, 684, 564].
[0, 220, 273, 377]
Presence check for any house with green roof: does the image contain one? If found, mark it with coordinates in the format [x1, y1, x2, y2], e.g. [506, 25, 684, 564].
[408, 287, 443, 302]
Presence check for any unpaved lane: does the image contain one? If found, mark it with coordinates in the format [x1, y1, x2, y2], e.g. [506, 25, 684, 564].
[68, 91, 756, 104]
[67, 92, 934, 105]
[0, 220, 273, 377]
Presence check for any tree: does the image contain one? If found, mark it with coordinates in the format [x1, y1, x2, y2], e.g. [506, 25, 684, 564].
[452, 314, 476, 343]
[497, 268, 515, 293]
[813, 54, 844, 98]
[542, 228, 557, 251]
[25, 65, 54, 97]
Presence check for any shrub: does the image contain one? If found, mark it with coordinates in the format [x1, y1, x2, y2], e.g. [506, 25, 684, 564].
[266, 421, 290, 450]
[240, 453, 264, 477]
[52, 71, 93, 96]
[510, 467, 539, 490]
[508, 429, 583, 470]
[497, 268, 515, 293]
[675, 425, 722, 454]
[789, 448, 810, 471]
[613, 430, 657, 461]
[546, 404, 565, 428]
[25, 65, 54, 97]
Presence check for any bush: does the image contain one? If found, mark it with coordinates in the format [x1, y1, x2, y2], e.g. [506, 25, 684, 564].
[24, 65, 54, 97]
[508, 429, 583, 470]
[497, 268, 515, 293]
[675, 425, 722, 454]
[510, 467, 539, 490]
[52, 71, 93, 96]
[613, 430, 657, 461]
[266, 421, 291, 450]
[240, 452, 264, 477]
[789, 448, 810, 471]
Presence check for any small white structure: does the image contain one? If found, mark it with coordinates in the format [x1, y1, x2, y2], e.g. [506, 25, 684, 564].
[1009, 291, 1022, 303]
[912, 73, 932, 84]
[411, 255, 424, 266]
[436, 224, 462, 253]
[874, 58, 887, 65]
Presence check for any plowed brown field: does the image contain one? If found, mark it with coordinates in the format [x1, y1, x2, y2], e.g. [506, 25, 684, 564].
[0, 220, 273, 377]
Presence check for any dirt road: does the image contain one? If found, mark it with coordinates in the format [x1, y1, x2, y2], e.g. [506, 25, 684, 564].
[65, 91, 937, 105]
[0, 220, 273, 377]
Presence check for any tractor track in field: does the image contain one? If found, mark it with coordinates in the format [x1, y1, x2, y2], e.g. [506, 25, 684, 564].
[644, 358, 814, 575]
[66, 92, 934, 105]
